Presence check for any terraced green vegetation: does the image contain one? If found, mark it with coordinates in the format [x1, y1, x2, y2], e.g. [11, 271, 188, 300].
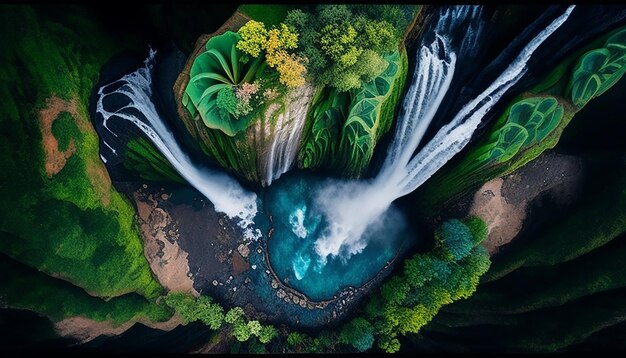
[0, 252, 171, 324]
[422, 217, 626, 351]
[0, 4, 163, 323]
[299, 50, 409, 176]
[421, 25, 626, 209]
[483, 169, 626, 283]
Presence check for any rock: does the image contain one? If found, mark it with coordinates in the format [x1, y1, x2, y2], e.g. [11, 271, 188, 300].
[237, 243, 250, 258]
[277, 289, 286, 299]
[293, 296, 300, 304]
[299, 300, 307, 308]
[271, 280, 278, 289]
[251, 264, 257, 270]
[161, 193, 170, 200]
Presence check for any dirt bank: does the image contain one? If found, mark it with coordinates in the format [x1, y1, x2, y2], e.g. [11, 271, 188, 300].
[133, 188, 199, 297]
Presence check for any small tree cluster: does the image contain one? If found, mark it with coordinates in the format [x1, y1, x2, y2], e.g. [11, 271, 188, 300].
[238, 20, 306, 88]
[164, 292, 224, 330]
[224, 307, 277, 343]
[284, 5, 412, 91]
[164, 293, 277, 344]
[362, 217, 491, 352]
[286, 330, 337, 353]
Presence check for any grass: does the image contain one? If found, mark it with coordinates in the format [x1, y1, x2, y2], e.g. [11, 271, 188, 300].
[125, 138, 184, 184]
[238, 5, 293, 27]
[0, 5, 162, 303]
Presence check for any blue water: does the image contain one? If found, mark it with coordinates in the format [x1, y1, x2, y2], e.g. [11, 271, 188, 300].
[265, 173, 411, 301]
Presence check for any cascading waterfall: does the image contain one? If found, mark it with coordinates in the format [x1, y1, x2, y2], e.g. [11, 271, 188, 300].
[96, 50, 260, 239]
[311, 5, 575, 262]
[255, 84, 314, 186]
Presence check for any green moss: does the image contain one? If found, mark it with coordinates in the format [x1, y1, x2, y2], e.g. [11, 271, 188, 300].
[50, 112, 79, 151]
[0, 5, 162, 302]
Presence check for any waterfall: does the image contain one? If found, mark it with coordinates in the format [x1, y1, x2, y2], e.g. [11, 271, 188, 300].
[312, 5, 575, 261]
[96, 50, 260, 239]
[255, 84, 314, 186]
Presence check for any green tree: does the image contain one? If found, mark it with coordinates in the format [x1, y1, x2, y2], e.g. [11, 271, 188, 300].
[379, 336, 401, 353]
[354, 18, 397, 54]
[225, 306, 245, 324]
[287, 331, 305, 347]
[339, 317, 375, 352]
[317, 4, 353, 25]
[247, 320, 262, 336]
[404, 254, 451, 289]
[196, 296, 224, 330]
[232, 320, 252, 342]
[163, 292, 197, 324]
[436, 219, 474, 261]
[257, 325, 277, 344]
[381, 276, 410, 306]
[464, 215, 489, 245]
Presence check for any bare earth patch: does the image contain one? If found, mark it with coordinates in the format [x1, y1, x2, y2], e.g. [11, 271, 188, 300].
[133, 190, 199, 297]
[39, 95, 78, 177]
[54, 314, 181, 343]
[470, 152, 582, 254]
[39, 95, 112, 206]
[470, 178, 525, 255]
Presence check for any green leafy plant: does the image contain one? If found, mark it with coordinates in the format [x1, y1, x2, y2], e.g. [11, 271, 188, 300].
[569, 28, 626, 108]
[183, 31, 266, 136]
